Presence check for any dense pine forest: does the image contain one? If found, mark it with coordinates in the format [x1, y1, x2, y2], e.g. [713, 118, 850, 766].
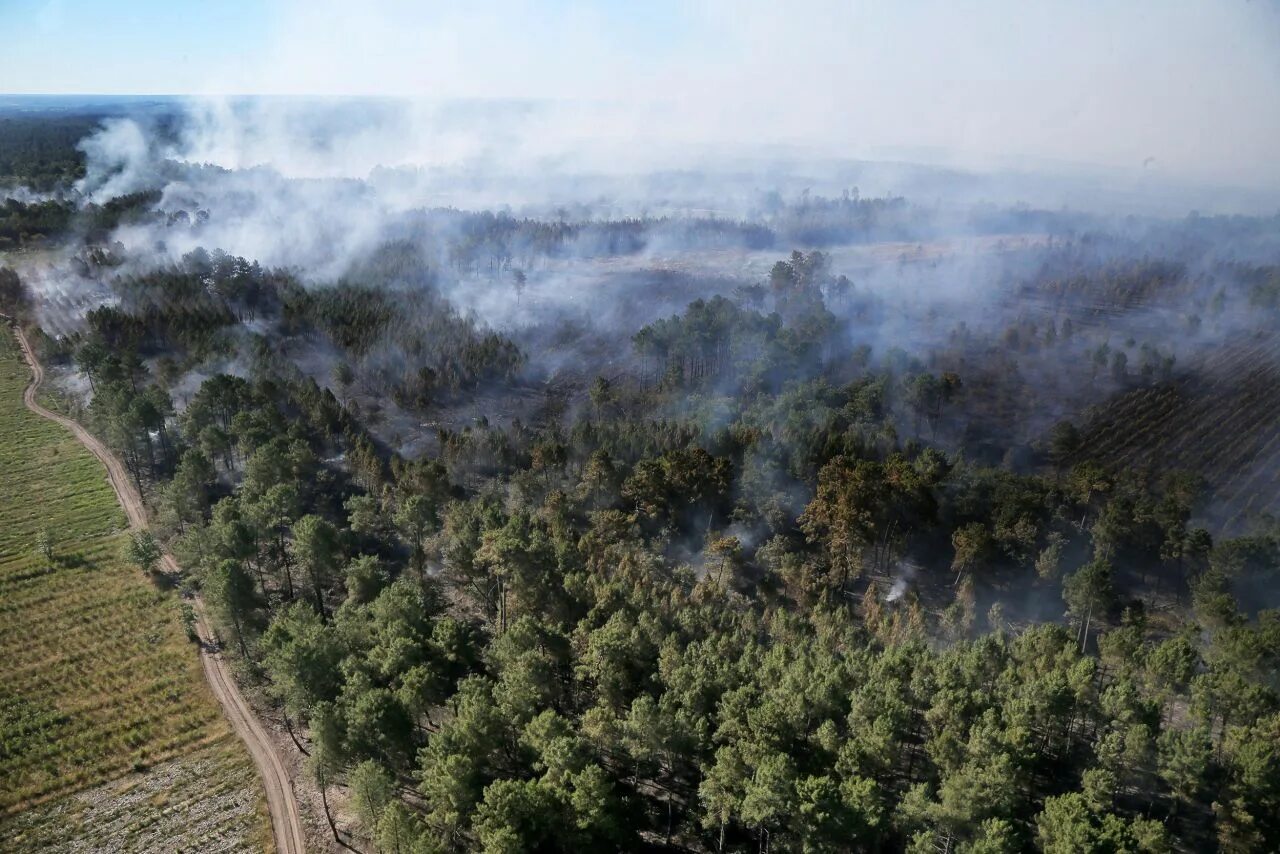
[2, 102, 1279, 854]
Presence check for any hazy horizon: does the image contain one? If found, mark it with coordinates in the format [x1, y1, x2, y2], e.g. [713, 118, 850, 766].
[3, 0, 1279, 195]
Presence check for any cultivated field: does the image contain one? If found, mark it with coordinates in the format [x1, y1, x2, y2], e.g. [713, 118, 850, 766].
[0, 330, 269, 850]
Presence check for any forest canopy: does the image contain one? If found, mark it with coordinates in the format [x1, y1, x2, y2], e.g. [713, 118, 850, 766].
[4, 103, 1280, 854]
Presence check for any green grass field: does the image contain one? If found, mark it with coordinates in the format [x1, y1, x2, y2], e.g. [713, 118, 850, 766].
[0, 332, 270, 851]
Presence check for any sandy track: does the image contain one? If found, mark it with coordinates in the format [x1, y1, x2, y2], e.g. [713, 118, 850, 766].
[12, 325, 308, 854]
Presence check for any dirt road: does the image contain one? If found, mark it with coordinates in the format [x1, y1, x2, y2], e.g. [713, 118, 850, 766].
[12, 325, 308, 854]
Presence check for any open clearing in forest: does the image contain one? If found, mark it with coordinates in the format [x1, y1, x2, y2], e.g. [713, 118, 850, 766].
[0, 330, 269, 850]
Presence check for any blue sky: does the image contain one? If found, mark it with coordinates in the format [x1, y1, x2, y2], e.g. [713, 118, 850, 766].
[2, 0, 1278, 188]
[0, 1, 272, 92]
[0, 0, 701, 95]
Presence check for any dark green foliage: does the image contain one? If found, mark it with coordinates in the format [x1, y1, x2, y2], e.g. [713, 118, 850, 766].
[0, 197, 74, 249]
[0, 267, 33, 321]
[0, 114, 97, 188]
[73, 310, 1276, 852]
[632, 257, 838, 393]
[13, 162, 1274, 852]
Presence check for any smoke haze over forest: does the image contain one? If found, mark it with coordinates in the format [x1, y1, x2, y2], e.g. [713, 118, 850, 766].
[5, 0, 1280, 196]
[4, 4, 1280, 853]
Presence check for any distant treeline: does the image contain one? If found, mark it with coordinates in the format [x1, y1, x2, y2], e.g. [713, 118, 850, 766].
[0, 114, 98, 189]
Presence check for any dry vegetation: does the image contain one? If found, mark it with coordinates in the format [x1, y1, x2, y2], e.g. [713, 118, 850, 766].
[0, 330, 269, 850]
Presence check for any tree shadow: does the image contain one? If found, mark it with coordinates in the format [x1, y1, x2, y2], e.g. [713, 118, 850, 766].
[53, 552, 96, 571]
[147, 568, 180, 591]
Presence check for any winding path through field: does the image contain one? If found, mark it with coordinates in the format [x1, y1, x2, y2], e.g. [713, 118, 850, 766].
[12, 325, 308, 854]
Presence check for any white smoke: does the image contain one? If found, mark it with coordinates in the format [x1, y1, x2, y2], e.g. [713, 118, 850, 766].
[157, 0, 1280, 193]
[74, 118, 156, 201]
[886, 560, 920, 602]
